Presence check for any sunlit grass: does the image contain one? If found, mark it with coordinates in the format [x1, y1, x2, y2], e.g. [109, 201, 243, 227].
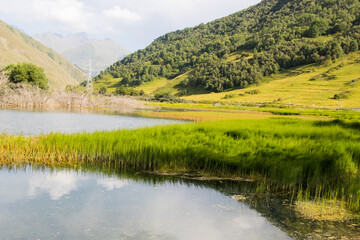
[133, 77, 169, 94]
[140, 110, 331, 121]
[152, 72, 190, 95]
[93, 74, 122, 93]
[146, 102, 360, 121]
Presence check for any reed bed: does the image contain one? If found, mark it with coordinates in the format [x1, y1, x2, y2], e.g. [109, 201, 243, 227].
[0, 118, 359, 212]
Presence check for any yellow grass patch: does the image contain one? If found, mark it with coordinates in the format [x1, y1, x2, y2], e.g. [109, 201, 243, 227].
[141, 110, 328, 122]
[295, 200, 354, 222]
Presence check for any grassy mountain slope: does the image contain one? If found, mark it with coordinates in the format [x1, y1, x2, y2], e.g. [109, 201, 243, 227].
[94, 0, 360, 106]
[184, 51, 360, 108]
[0, 21, 87, 90]
[95, 49, 360, 108]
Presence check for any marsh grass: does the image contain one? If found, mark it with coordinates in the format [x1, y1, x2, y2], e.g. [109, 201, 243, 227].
[1, 118, 359, 212]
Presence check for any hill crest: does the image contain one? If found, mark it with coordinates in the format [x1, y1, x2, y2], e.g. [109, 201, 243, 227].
[0, 20, 87, 90]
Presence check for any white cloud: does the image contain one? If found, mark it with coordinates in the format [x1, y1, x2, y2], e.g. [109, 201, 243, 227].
[0, 0, 260, 50]
[28, 171, 86, 200]
[32, 0, 92, 31]
[103, 6, 141, 22]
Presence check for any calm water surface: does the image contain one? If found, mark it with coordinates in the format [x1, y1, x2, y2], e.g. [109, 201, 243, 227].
[0, 109, 183, 136]
[0, 168, 292, 240]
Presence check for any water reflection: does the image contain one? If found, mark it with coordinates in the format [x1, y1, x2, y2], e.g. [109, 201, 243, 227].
[0, 109, 183, 136]
[28, 171, 87, 200]
[0, 168, 292, 240]
[97, 177, 130, 191]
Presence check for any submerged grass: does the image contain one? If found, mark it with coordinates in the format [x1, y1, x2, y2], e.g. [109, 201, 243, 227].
[1, 118, 360, 212]
[295, 200, 353, 221]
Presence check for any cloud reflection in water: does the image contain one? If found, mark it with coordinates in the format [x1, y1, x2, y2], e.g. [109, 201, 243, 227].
[28, 171, 86, 200]
[97, 177, 130, 191]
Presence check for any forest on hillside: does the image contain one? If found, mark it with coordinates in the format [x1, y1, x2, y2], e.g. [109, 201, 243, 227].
[95, 0, 360, 93]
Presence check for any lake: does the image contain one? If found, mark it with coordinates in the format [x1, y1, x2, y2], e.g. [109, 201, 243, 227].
[0, 167, 292, 240]
[0, 109, 358, 239]
[0, 109, 183, 136]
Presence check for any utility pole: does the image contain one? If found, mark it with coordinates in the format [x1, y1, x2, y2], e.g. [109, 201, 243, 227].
[87, 60, 93, 93]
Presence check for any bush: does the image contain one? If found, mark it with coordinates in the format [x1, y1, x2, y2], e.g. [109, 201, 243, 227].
[99, 87, 107, 95]
[333, 91, 351, 100]
[115, 86, 129, 96]
[115, 86, 141, 96]
[245, 89, 260, 95]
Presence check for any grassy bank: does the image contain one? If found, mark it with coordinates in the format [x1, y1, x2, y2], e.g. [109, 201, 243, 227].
[146, 102, 360, 121]
[1, 118, 359, 212]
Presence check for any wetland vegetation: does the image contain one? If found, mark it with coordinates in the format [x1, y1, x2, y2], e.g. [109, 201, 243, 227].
[1, 116, 359, 216]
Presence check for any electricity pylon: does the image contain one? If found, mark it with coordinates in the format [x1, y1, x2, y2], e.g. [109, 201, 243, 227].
[87, 60, 93, 93]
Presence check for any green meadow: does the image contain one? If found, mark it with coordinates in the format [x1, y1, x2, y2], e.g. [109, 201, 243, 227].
[1, 117, 359, 213]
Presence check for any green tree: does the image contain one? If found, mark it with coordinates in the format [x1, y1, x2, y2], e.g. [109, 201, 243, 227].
[304, 19, 329, 38]
[6, 63, 49, 90]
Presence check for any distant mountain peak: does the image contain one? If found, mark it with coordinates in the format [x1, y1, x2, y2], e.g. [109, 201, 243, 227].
[34, 32, 130, 76]
[33, 32, 89, 53]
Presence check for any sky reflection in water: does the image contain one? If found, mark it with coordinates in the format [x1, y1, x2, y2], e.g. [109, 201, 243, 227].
[0, 168, 292, 240]
[0, 109, 183, 136]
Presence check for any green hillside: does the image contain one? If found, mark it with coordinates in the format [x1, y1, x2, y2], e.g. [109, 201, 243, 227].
[0, 20, 87, 90]
[94, 0, 360, 106]
[184, 51, 360, 108]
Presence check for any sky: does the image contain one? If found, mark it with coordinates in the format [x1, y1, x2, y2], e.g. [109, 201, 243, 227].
[0, 0, 260, 52]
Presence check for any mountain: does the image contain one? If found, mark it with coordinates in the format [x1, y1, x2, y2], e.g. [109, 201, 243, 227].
[0, 20, 87, 90]
[33, 32, 89, 54]
[34, 33, 130, 76]
[62, 39, 130, 76]
[94, 0, 360, 97]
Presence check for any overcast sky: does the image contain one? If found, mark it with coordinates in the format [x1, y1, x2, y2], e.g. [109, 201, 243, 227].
[0, 0, 260, 51]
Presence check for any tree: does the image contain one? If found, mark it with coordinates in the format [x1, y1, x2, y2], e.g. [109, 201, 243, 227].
[304, 19, 329, 38]
[6, 63, 49, 90]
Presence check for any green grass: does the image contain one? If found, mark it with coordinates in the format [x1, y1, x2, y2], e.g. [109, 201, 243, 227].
[134, 77, 169, 94]
[153, 73, 189, 95]
[1, 118, 360, 212]
[93, 74, 122, 93]
[303, 35, 334, 43]
[225, 50, 254, 63]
